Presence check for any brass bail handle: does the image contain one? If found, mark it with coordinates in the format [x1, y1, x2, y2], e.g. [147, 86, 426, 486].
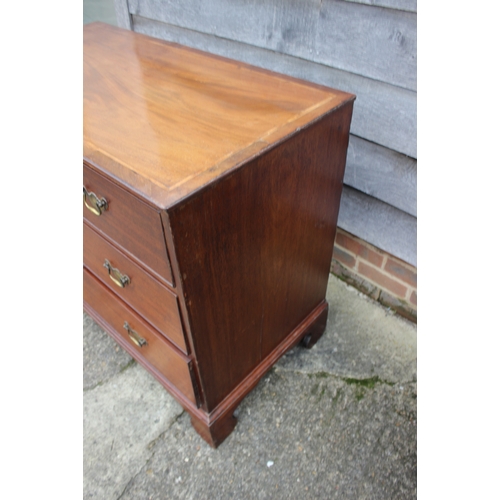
[83, 186, 108, 216]
[123, 322, 147, 347]
[103, 259, 130, 288]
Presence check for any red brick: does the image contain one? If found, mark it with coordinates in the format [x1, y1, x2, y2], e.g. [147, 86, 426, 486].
[332, 245, 356, 269]
[384, 257, 417, 287]
[336, 230, 384, 268]
[409, 290, 417, 306]
[358, 261, 408, 298]
[335, 230, 361, 255]
[358, 245, 384, 267]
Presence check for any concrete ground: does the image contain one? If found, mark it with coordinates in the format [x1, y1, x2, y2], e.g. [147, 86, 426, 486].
[84, 274, 416, 499]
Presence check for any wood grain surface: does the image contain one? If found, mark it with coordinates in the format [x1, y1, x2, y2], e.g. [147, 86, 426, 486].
[128, 0, 417, 90]
[83, 222, 187, 352]
[84, 22, 354, 208]
[128, 11, 417, 263]
[84, 267, 197, 405]
[83, 162, 174, 284]
[132, 15, 416, 159]
[83, 22, 356, 444]
[168, 106, 353, 411]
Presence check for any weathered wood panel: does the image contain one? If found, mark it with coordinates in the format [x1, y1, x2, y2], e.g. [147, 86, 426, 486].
[114, 1, 418, 266]
[345, 136, 417, 216]
[132, 16, 417, 158]
[337, 187, 416, 266]
[343, 0, 416, 13]
[129, 0, 417, 91]
[114, 0, 132, 29]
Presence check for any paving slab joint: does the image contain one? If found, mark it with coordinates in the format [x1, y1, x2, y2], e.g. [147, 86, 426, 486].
[119, 358, 136, 373]
[114, 410, 186, 500]
[148, 410, 186, 452]
[83, 380, 106, 393]
[276, 367, 416, 387]
[116, 468, 142, 500]
[83, 359, 136, 393]
[340, 375, 396, 387]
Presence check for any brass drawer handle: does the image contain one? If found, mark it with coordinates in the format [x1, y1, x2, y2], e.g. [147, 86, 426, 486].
[83, 186, 108, 216]
[103, 259, 130, 288]
[123, 321, 147, 348]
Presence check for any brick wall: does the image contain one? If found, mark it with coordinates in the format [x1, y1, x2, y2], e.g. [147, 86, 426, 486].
[331, 229, 417, 322]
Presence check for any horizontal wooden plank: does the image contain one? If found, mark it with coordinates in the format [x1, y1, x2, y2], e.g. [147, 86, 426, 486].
[343, 0, 416, 13]
[114, 0, 132, 29]
[337, 187, 416, 266]
[132, 16, 417, 158]
[345, 136, 416, 216]
[129, 0, 417, 91]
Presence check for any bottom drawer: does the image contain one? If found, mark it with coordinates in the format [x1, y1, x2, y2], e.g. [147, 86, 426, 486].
[83, 267, 197, 406]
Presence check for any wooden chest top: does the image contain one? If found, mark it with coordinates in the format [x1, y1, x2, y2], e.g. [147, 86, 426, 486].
[83, 22, 354, 208]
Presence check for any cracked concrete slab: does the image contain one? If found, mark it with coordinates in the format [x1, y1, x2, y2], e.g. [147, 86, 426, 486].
[83, 274, 416, 499]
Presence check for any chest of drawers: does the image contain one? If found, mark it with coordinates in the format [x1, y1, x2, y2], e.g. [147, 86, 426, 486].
[83, 22, 355, 447]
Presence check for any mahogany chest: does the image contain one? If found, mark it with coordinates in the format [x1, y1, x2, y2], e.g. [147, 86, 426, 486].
[83, 22, 355, 447]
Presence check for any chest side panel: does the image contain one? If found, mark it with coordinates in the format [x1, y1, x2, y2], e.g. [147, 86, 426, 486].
[169, 105, 353, 411]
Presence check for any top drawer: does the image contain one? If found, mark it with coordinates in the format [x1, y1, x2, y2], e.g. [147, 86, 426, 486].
[83, 164, 173, 286]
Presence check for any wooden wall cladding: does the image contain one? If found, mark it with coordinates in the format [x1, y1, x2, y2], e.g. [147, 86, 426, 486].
[128, 0, 416, 91]
[130, 16, 417, 159]
[114, 0, 417, 266]
[338, 187, 416, 267]
[342, 0, 416, 12]
[345, 136, 416, 218]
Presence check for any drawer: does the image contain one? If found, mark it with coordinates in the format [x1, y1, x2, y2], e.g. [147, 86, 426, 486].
[83, 223, 187, 353]
[83, 267, 197, 405]
[83, 163, 174, 286]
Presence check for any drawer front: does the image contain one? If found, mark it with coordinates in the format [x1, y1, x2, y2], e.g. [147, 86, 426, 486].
[83, 163, 174, 286]
[84, 267, 196, 405]
[83, 223, 187, 353]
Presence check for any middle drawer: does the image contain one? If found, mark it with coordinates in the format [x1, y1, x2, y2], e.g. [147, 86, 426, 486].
[83, 222, 188, 354]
